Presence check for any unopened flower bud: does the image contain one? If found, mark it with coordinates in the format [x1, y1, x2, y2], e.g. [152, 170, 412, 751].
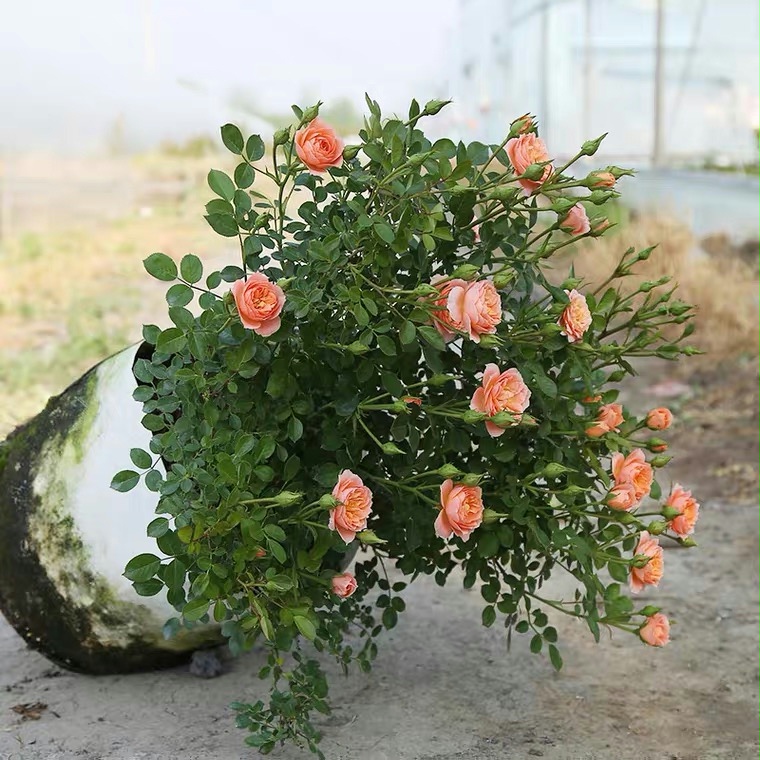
[607, 166, 635, 179]
[542, 463, 569, 478]
[508, 113, 534, 137]
[422, 98, 451, 116]
[542, 322, 563, 336]
[581, 133, 607, 156]
[522, 163, 548, 181]
[450, 263, 480, 281]
[462, 410, 488, 424]
[346, 341, 370, 355]
[489, 411, 516, 427]
[356, 529, 386, 545]
[488, 185, 519, 203]
[607, 370, 626, 382]
[561, 277, 582, 290]
[563, 485, 586, 497]
[461, 472, 484, 486]
[646, 520, 667, 535]
[409, 151, 431, 166]
[636, 246, 654, 261]
[343, 144, 361, 161]
[639, 605, 660, 617]
[390, 401, 407, 414]
[639, 281, 658, 293]
[300, 102, 322, 124]
[661, 506, 681, 520]
[319, 494, 338, 509]
[587, 171, 616, 188]
[437, 463, 463, 478]
[477, 334, 502, 348]
[273, 126, 291, 146]
[276, 277, 294, 290]
[668, 301, 691, 317]
[646, 437, 668, 453]
[551, 197, 577, 216]
[590, 218, 611, 236]
[413, 284, 440, 297]
[492, 270, 514, 289]
[273, 491, 303, 506]
[679, 536, 697, 548]
[482, 509, 502, 524]
[650, 454, 672, 468]
[616, 511, 639, 525]
[586, 189, 616, 205]
[381, 442, 404, 455]
[428, 373, 456, 386]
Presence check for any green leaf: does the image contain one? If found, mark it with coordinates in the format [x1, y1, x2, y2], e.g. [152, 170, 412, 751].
[373, 220, 396, 244]
[111, 470, 140, 492]
[124, 553, 161, 583]
[530, 634, 543, 653]
[234, 162, 254, 189]
[287, 416, 304, 442]
[377, 335, 396, 356]
[534, 373, 557, 398]
[549, 643, 563, 671]
[246, 134, 265, 161]
[482, 606, 497, 627]
[205, 213, 239, 237]
[143, 252, 177, 281]
[180, 254, 203, 284]
[263, 524, 287, 542]
[129, 448, 152, 469]
[156, 327, 186, 355]
[147, 517, 169, 538]
[183, 598, 209, 622]
[294, 615, 317, 641]
[221, 123, 244, 154]
[163, 558, 186, 589]
[399, 321, 417, 344]
[166, 283, 193, 307]
[133, 579, 163, 597]
[208, 169, 235, 201]
[418, 325, 447, 351]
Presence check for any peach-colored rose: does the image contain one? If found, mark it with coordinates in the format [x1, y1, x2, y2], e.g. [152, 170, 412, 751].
[401, 396, 422, 406]
[639, 612, 670, 647]
[650, 442, 668, 453]
[582, 394, 602, 404]
[470, 363, 531, 437]
[505, 133, 553, 192]
[586, 403, 624, 438]
[589, 171, 616, 188]
[329, 470, 373, 543]
[510, 113, 534, 134]
[665, 483, 700, 538]
[611, 448, 653, 505]
[646, 407, 673, 430]
[231, 273, 286, 337]
[591, 218, 611, 235]
[435, 479, 484, 541]
[630, 531, 664, 593]
[447, 279, 502, 343]
[472, 224, 481, 243]
[331, 572, 358, 598]
[558, 289, 592, 343]
[294, 118, 344, 173]
[254, 547, 266, 559]
[431, 277, 469, 342]
[606, 482, 638, 511]
[561, 203, 591, 236]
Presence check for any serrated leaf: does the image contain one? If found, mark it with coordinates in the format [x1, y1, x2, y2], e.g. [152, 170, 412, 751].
[129, 448, 152, 469]
[124, 553, 161, 582]
[111, 470, 140, 492]
[143, 252, 177, 281]
[180, 254, 203, 284]
[166, 283, 193, 307]
[246, 134, 265, 161]
[147, 517, 169, 538]
[234, 162, 254, 188]
[205, 212, 239, 237]
[208, 169, 235, 201]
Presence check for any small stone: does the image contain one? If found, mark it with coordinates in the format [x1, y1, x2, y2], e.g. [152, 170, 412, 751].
[189, 649, 224, 678]
[528, 750, 544, 757]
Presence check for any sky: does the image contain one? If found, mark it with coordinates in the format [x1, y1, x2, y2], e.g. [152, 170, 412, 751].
[0, 0, 459, 153]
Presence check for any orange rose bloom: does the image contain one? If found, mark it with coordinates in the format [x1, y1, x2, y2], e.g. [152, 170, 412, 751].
[561, 203, 591, 236]
[606, 483, 637, 511]
[665, 483, 700, 538]
[331, 572, 358, 599]
[470, 363, 531, 437]
[640, 612, 670, 647]
[447, 279, 502, 343]
[435, 479, 484, 541]
[558, 289, 592, 343]
[231, 273, 285, 337]
[431, 277, 469, 342]
[586, 403, 624, 438]
[505, 133, 553, 192]
[646, 407, 673, 430]
[630, 531, 664, 593]
[329, 470, 373, 543]
[589, 171, 616, 188]
[294, 118, 344, 173]
[611, 448, 653, 506]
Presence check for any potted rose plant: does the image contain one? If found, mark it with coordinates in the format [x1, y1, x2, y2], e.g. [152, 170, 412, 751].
[114, 97, 699, 756]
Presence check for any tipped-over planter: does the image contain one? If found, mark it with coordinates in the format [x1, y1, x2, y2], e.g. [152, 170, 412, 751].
[0, 344, 222, 674]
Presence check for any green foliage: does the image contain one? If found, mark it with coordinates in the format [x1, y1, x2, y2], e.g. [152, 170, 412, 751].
[116, 98, 697, 754]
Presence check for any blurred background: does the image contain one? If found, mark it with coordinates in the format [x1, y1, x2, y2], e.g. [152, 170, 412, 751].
[0, 0, 757, 436]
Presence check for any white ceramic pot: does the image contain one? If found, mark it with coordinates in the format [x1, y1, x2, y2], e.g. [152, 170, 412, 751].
[0, 344, 222, 673]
